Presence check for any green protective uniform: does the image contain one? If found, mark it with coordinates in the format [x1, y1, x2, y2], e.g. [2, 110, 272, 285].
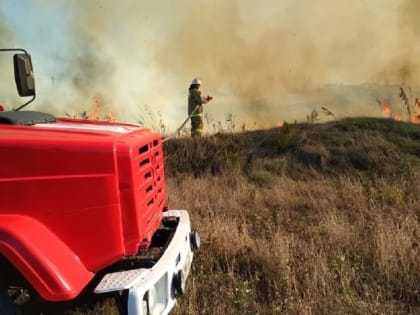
[188, 88, 209, 137]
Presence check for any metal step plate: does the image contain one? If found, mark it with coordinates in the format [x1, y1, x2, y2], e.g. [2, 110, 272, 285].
[95, 269, 149, 293]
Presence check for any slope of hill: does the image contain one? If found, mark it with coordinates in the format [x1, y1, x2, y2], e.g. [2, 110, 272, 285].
[164, 118, 420, 315]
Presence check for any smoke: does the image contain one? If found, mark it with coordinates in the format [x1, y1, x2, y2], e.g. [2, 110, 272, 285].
[36, 1, 178, 122]
[152, 0, 420, 123]
[0, 11, 20, 109]
[2, 0, 420, 127]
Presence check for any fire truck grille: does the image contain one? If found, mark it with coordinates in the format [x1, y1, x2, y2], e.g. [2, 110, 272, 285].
[136, 137, 165, 231]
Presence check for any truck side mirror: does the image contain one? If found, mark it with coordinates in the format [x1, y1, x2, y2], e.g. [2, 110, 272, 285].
[13, 53, 35, 97]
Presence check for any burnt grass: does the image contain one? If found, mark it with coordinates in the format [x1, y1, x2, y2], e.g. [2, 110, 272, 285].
[70, 117, 419, 315]
[164, 118, 420, 315]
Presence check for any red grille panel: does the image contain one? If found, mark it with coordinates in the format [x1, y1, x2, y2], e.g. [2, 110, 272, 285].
[118, 131, 166, 254]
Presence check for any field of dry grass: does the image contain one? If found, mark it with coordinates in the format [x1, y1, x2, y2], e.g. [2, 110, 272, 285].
[163, 118, 420, 315]
[63, 117, 419, 315]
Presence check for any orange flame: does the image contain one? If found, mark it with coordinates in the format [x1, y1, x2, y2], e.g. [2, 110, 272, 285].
[381, 104, 392, 117]
[276, 120, 285, 127]
[379, 97, 420, 124]
[411, 114, 420, 124]
[87, 98, 116, 122]
[106, 112, 116, 123]
[88, 98, 101, 120]
[411, 98, 420, 124]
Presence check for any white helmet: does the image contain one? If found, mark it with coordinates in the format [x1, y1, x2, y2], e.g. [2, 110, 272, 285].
[191, 78, 201, 85]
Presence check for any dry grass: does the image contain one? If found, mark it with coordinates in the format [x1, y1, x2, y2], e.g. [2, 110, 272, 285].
[167, 174, 419, 314]
[164, 118, 420, 315]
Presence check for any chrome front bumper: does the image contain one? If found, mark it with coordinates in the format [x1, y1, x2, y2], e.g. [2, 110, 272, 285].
[94, 210, 198, 315]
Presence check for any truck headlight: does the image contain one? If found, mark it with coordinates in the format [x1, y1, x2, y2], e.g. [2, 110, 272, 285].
[146, 274, 168, 315]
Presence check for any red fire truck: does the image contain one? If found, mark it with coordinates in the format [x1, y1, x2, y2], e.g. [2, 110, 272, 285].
[0, 49, 199, 315]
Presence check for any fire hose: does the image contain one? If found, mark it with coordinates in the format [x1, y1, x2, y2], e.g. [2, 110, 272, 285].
[161, 104, 200, 143]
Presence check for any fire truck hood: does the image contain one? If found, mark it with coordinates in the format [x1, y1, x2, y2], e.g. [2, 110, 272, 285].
[35, 118, 142, 135]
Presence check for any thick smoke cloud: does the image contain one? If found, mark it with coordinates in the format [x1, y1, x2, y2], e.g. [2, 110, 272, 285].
[153, 0, 420, 123]
[2, 0, 420, 127]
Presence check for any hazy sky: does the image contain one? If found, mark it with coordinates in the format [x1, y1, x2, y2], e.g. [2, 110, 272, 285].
[1, 0, 419, 129]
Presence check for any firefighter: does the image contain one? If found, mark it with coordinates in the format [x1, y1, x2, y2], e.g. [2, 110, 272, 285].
[188, 78, 213, 137]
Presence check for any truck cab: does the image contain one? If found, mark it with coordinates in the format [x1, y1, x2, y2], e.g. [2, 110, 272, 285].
[0, 50, 199, 315]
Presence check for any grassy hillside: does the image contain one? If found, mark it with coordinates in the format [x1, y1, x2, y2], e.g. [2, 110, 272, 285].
[163, 118, 420, 314]
[67, 117, 419, 315]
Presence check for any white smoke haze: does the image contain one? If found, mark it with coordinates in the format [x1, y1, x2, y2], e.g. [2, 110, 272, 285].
[0, 10, 21, 109]
[1, 0, 420, 128]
